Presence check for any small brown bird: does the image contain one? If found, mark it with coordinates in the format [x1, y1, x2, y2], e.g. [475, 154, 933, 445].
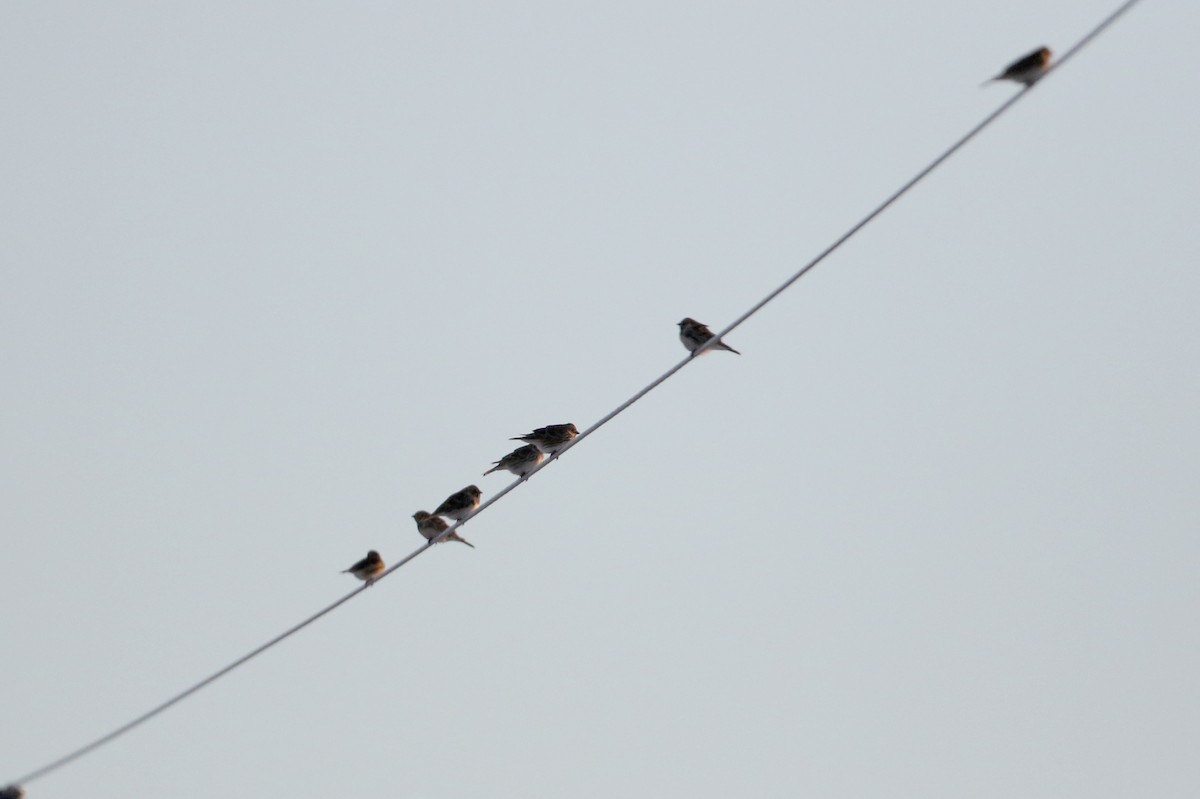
[0, 785, 25, 799]
[434, 485, 483, 522]
[678, 317, 740, 356]
[342, 550, 385, 586]
[510, 424, 579, 456]
[483, 443, 545, 479]
[984, 46, 1052, 87]
[412, 510, 475, 548]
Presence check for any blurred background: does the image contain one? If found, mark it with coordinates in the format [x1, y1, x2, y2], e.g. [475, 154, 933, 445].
[2, 1, 1197, 796]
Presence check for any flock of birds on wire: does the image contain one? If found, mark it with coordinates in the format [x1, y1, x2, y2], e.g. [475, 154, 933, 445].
[0, 46, 1054, 799]
[341, 33, 1045, 583]
[340, 316, 742, 583]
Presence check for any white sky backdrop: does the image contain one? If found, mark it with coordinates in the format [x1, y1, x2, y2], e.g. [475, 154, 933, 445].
[2, 1, 1198, 797]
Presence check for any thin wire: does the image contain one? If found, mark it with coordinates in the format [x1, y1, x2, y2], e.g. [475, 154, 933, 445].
[705, 0, 1146, 351]
[9, 0, 1144, 786]
[12, 590, 365, 785]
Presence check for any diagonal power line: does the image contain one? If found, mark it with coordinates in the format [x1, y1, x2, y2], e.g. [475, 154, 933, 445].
[7, 0, 1144, 788]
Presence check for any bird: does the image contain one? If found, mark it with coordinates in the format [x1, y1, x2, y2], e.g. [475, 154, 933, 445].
[510, 423, 579, 456]
[983, 46, 1052, 87]
[434, 485, 483, 522]
[0, 785, 24, 799]
[413, 510, 475, 548]
[342, 550, 385, 586]
[483, 443, 545, 479]
[678, 317, 740, 356]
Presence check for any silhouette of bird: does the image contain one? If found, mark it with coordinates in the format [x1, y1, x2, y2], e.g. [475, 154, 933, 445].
[678, 317, 740, 356]
[412, 510, 475, 548]
[342, 550, 385, 586]
[984, 46, 1052, 87]
[434, 485, 483, 522]
[510, 424, 579, 456]
[483, 444, 545, 479]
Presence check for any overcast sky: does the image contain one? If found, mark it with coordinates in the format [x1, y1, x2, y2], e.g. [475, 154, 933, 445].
[2, 1, 1198, 797]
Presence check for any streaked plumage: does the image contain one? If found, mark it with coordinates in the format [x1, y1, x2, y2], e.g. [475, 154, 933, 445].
[984, 46, 1052, 87]
[678, 317, 740, 356]
[342, 549, 385, 586]
[484, 443, 545, 478]
[510, 423, 579, 455]
[434, 485, 483, 522]
[412, 510, 475, 548]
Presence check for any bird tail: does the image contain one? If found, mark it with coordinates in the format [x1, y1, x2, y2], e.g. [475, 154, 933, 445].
[980, 75, 1000, 87]
[719, 341, 741, 355]
[451, 533, 476, 549]
[482, 464, 500, 476]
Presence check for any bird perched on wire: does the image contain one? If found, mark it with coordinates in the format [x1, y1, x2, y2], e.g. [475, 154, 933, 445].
[678, 317, 740, 356]
[434, 485, 483, 522]
[510, 423, 579, 456]
[342, 550, 385, 586]
[983, 46, 1052, 87]
[483, 443, 545, 479]
[412, 510, 475, 548]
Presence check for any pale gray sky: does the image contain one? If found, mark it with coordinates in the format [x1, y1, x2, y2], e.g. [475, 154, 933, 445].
[2, 1, 1198, 797]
